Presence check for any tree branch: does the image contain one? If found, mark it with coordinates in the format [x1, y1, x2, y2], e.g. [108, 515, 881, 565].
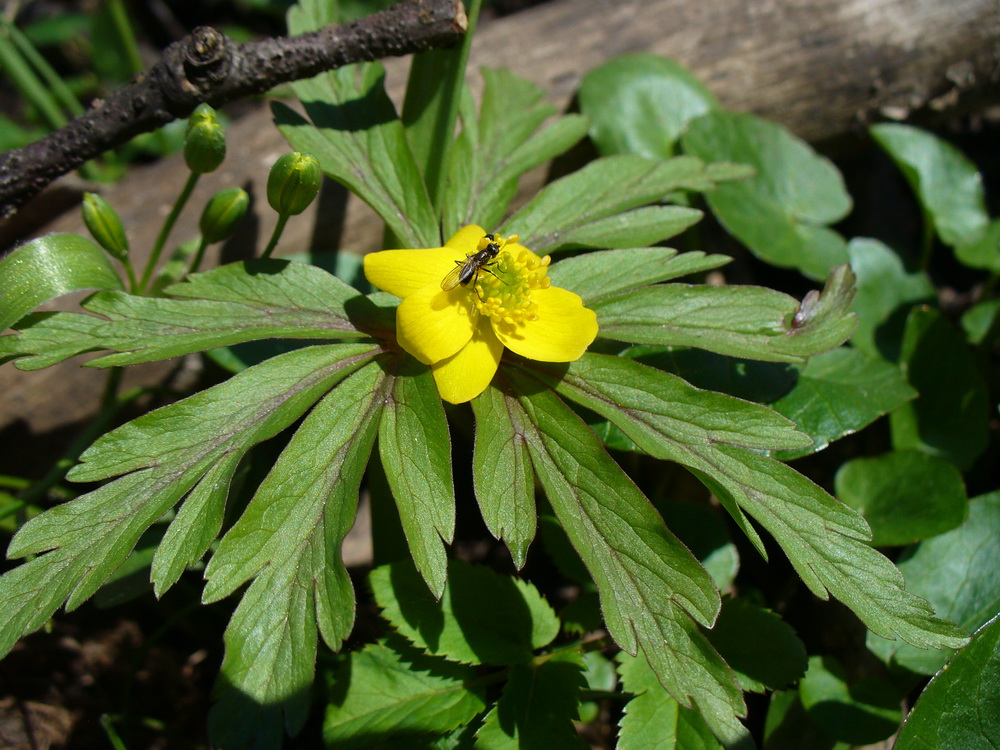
[0, 0, 467, 219]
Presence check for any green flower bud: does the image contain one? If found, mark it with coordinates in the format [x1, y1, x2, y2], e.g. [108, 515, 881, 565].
[199, 187, 250, 244]
[267, 152, 322, 216]
[81, 192, 129, 260]
[184, 103, 226, 174]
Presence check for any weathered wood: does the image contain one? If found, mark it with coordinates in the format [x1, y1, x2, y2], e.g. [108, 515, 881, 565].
[0, 0, 467, 218]
[2, 0, 998, 456]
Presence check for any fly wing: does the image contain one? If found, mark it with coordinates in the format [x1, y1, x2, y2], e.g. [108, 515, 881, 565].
[440, 262, 467, 291]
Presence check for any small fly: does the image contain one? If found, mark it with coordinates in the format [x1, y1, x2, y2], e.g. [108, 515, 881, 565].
[440, 234, 502, 293]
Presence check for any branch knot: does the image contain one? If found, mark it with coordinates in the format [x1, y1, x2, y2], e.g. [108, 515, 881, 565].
[183, 27, 232, 89]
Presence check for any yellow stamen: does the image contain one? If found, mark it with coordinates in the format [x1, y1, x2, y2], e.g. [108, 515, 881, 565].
[471, 235, 551, 335]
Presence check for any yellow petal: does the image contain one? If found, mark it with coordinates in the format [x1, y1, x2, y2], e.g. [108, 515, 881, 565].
[431, 318, 504, 404]
[397, 283, 475, 364]
[364, 247, 458, 298]
[445, 224, 488, 252]
[492, 286, 598, 362]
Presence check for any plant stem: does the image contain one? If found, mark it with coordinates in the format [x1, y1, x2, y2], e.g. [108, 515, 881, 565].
[187, 237, 210, 275]
[100, 715, 129, 750]
[5, 19, 84, 117]
[401, 0, 482, 215]
[0, 475, 30, 491]
[106, 0, 144, 76]
[260, 214, 290, 259]
[139, 172, 199, 292]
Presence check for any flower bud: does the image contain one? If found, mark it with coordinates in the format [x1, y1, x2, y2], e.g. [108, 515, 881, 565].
[199, 187, 249, 244]
[81, 192, 129, 260]
[266, 152, 321, 216]
[184, 103, 226, 174]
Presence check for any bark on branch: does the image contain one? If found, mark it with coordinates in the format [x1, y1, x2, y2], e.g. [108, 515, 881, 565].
[0, 0, 466, 219]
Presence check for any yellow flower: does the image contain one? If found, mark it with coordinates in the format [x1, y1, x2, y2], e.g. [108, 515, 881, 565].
[364, 225, 599, 403]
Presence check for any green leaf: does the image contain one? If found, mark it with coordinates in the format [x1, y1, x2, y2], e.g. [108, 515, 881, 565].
[0, 259, 371, 370]
[835, 450, 967, 546]
[548, 247, 731, 306]
[770, 347, 918, 459]
[682, 112, 851, 279]
[763, 690, 839, 750]
[471, 384, 536, 568]
[895, 615, 1000, 750]
[579, 53, 719, 160]
[846, 238, 935, 360]
[399, 0, 478, 209]
[276, 63, 439, 249]
[476, 650, 587, 749]
[890, 306, 990, 470]
[501, 375, 749, 747]
[206, 362, 386, 742]
[867, 490, 1000, 675]
[551, 205, 704, 250]
[705, 599, 807, 693]
[0, 233, 122, 332]
[592, 264, 858, 363]
[500, 155, 740, 254]
[322, 641, 487, 748]
[798, 655, 903, 745]
[536, 352, 970, 651]
[870, 123, 989, 252]
[442, 68, 589, 238]
[623, 346, 797, 406]
[617, 651, 724, 750]
[378, 357, 455, 597]
[369, 560, 560, 666]
[0, 343, 377, 658]
[955, 217, 1000, 272]
[659, 501, 739, 592]
[961, 297, 1000, 346]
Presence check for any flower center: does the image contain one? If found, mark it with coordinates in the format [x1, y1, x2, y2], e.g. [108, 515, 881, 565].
[470, 235, 552, 331]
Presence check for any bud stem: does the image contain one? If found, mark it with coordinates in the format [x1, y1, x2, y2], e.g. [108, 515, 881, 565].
[260, 214, 290, 260]
[138, 172, 200, 293]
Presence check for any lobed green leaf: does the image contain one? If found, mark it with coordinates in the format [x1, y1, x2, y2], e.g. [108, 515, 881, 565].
[370, 560, 560, 666]
[799, 655, 902, 745]
[276, 62, 439, 249]
[705, 598, 807, 693]
[592, 264, 857, 363]
[207, 361, 386, 741]
[442, 68, 589, 238]
[378, 357, 455, 597]
[500, 154, 739, 253]
[0, 344, 378, 658]
[475, 650, 587, 749]
[471, 383, 536, 568]
[322, 641, 487, 748]
[537, 352, 970, 650]
[0, 232, 123, 333]
[617, 651, 725, 750]
[548, 247, 731, 306]
[0, 259, 371, 370]
[500, 376, 749, 747]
